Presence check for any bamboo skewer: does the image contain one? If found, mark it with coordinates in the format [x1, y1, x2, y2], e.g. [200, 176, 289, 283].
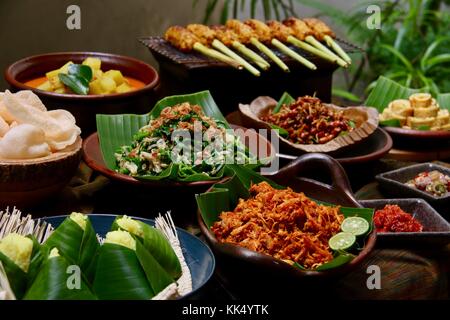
[271, 39, 316, 70]
[211, 39, 261, 76]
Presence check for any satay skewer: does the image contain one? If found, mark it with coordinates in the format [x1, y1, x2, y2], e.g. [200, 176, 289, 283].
[303, 18, 352, 64]
[209, 25, 270, 70]
[164, 26, 243, 70]
[244, 19, 317, 71]
[266, 20, 340, 65]
[226, 19, 290, 72]
[186, 24, 261, 76]
[283, 18, 348, 68]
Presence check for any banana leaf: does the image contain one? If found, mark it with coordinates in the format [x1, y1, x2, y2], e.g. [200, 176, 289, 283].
[43, 216, 99, 283]
[135, 239, 174, 294]
[24, 254, 96, 300]
[365, 77, 450, 126]
[273, 92, 295, 113]
[196, 165, 374, 271]
[92, 243, 154, 300]
[0, 236, 43, 299]
[111, 216, 182, 279]
[96, 90, 255, 182]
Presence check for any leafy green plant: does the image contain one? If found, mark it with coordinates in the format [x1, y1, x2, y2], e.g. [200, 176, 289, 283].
[193, 0, 450, 98]
[295, 0, 450, 97]
[193, 0, 296, 23]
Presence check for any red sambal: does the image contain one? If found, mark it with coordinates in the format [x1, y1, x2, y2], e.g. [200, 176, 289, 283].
[373, 205, 423, 233]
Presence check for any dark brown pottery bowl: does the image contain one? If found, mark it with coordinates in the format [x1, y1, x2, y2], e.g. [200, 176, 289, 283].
[5, 52, 160, 135]
[197, 153, 377, 286]
[82, 125, 275, 190]
[360, 198, 450, 247]
[0, 137, 82, 208]
[383, 126, 450, 149]
[376, 163, 450, 218]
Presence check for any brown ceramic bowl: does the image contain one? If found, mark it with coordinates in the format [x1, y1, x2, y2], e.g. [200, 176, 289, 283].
[383, 126, 450, 149]
[197, 153, 377, 284]
[0, 137, 82, 208]
[5, 52, 160, 135]
[82, 125, 275, 190]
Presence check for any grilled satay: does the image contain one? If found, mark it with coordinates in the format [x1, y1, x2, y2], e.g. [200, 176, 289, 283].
[283, 17, 347, 67]
[211, 25, 270, 69]
[303, 18, 352, 64]
[267, 20, 340, 65]
[186, 24, 260, 76]
[164, 26, 241, 69]
[226, 19, 289, 72]
[245, 19, 316, 70]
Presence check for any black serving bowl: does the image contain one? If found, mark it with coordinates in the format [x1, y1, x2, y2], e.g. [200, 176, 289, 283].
[197, 153, 377, 292]
[360, 198, 450, 247]
[376, 163, 450, 218]
[5, 52, 160, 135]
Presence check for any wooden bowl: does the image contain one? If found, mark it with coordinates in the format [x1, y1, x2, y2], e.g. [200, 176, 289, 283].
[82, 125, 276, 190]
[197, 153, 377, 285]
[239, 96, 379, 155]
[4, 52, 160, 135]
[0, 137, 82, 208]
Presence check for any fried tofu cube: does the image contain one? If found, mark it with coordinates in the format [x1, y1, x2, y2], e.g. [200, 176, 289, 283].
[89, 79, 103, 95]
[100, 77, 116, 93]
[104, 70, 125, 85]
[115, 83, 132, 93]
[82, 57, 101, 70]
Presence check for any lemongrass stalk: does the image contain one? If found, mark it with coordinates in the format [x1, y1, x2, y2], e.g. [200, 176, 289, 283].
[305, 36, 348, 68]
[250, 38, 289, 72]
[212, 40, 261, 76]
[193, 42, 243, 70]
[232, 41, 270, 70]
[271, 39, 317, 71]
[287, 36, 338, 64]
[324, 35, 352, 64]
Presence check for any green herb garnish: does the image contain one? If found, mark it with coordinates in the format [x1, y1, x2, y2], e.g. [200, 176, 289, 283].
[58, 64, 93, 95]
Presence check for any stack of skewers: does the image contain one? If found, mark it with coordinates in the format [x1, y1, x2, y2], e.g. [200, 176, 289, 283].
[164, 18, 353, 77]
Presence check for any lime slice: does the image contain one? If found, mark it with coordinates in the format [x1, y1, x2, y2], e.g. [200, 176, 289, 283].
[328, 232, 356, 251]
[341, 217, 369, 236]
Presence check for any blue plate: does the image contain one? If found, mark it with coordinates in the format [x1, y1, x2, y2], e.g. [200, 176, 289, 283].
[42, 214, 215, 299]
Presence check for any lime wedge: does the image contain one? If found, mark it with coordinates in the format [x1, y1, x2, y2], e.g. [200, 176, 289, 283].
[341, 217, 370, 236]
[328, 232, 356, 251]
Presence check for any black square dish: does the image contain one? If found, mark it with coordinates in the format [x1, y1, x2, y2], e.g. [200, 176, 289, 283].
[376, 163, 450, 218]
[360, 198, 450, 246]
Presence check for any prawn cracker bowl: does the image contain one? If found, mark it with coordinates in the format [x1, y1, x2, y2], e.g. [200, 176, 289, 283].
[5, 52, 160, 135]
[239, 95, 379, 155]
[0, 137, 82, 208]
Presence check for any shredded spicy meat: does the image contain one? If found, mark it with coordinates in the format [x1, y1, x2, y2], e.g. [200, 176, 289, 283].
[373, 205, 423, 233]
[211, 182, 344, 269]
[261, 96, 354, 144]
